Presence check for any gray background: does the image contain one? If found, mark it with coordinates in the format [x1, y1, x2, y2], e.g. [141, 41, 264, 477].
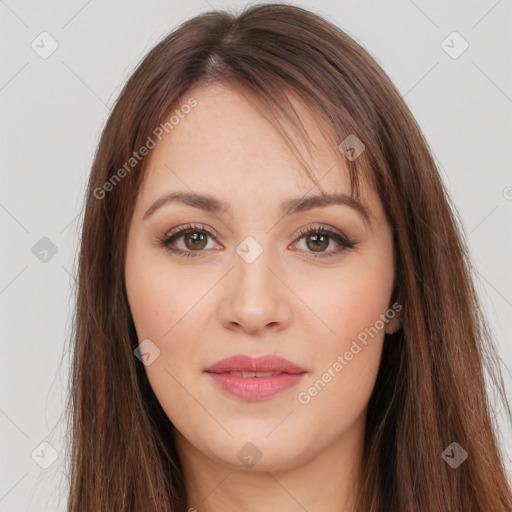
[1, 0, 511, 510]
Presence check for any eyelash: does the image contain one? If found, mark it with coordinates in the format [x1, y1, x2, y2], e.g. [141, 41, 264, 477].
[158, 223, 357, 259]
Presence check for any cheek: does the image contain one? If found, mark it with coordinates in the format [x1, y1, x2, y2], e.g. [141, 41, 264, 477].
[313, 268, 394, 351]
[125, 247, 204, 422]
[334, 280, 390, 343]
[125, 244, 198, 340]
[299, 253, 394, 403]
[125, 242, 211, 375]
[127, 283, 175, 340]
[295, 283, 388, 429]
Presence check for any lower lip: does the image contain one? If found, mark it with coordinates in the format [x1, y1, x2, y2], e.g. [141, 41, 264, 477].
[206, 372, 306, 401]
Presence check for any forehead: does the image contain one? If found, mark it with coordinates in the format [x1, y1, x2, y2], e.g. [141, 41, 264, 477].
[139, 82, 382, 223]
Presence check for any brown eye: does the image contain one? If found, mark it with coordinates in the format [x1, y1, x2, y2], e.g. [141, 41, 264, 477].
[305, 233, 330, 252]
[293, 226, 356, 259]
[183, 231, 208, 251]
[159, 224, 219, 257]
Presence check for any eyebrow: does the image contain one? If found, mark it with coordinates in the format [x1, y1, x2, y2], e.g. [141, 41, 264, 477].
[142, 191, 371, 224]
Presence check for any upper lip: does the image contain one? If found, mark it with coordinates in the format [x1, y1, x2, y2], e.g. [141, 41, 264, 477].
[205, 354, 307, 374]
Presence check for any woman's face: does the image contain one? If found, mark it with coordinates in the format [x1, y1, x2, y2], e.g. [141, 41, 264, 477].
[125, 83, 399, 472]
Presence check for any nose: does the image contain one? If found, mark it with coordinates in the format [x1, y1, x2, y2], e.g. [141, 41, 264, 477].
[217, 249, 293, 335]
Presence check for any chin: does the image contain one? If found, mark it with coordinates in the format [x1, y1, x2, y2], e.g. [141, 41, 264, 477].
[200, 430, 312, 472]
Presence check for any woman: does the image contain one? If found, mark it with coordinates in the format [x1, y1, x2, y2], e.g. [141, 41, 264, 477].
[66, 3, 512, 511]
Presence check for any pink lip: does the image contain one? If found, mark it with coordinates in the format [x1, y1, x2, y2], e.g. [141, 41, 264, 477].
[204, 354, 308, 401]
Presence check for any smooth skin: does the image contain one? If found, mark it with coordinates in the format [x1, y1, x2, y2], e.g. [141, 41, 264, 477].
[124, 82, 400, 512]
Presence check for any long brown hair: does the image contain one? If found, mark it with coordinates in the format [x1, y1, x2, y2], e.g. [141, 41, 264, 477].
[65, 3, 512, 511]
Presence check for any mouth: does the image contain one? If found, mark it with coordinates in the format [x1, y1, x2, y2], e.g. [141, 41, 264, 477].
[204, 354, 308, 401]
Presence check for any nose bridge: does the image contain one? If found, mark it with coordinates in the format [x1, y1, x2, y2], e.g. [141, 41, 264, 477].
[233, 237, 279, 308]
[217, 239, 292, 333]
